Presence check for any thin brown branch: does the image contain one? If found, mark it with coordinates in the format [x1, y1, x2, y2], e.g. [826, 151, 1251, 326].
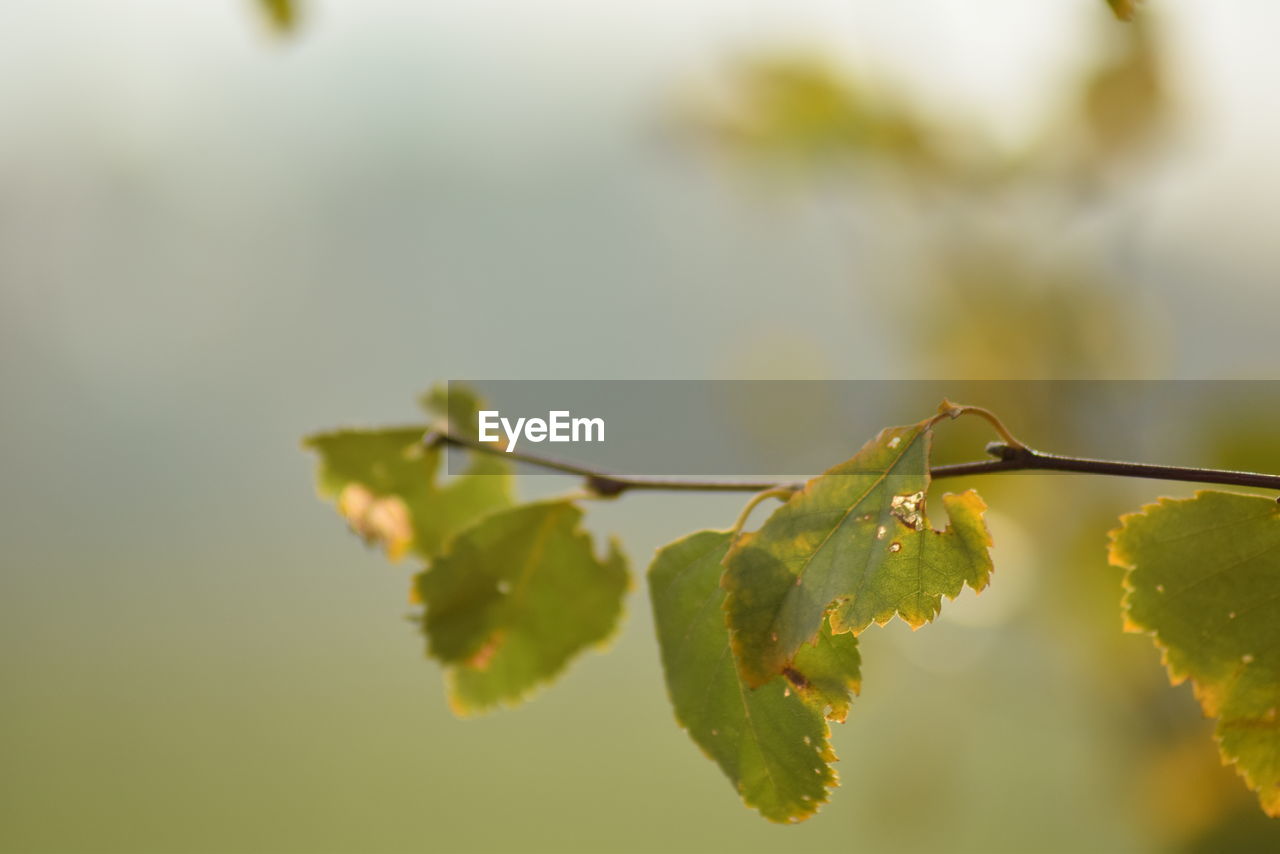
[425, 431, 1280, 497]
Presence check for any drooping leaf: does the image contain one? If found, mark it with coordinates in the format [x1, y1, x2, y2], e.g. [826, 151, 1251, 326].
[722, 418, 993, 687]
[303, 421, 511, 560]
[649, 530, 859, 823]
[1111, 491, 1280, 817]
[417, 500, 629, 715]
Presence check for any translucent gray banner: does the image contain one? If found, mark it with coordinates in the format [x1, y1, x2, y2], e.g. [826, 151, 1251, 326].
[442, 380, 1280, 478]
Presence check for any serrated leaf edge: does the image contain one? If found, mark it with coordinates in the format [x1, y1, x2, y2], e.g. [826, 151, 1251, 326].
[439, 509, 631, 718]
[1109, 490, 1280, 817]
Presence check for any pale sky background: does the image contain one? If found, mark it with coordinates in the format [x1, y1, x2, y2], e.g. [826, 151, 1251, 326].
[1, 0, 1278, 390]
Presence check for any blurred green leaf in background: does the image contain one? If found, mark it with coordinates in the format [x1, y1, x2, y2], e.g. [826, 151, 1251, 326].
[256, 0, 299, 34]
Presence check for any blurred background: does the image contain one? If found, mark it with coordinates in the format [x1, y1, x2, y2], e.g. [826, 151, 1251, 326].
[3, 0, 1280, 851]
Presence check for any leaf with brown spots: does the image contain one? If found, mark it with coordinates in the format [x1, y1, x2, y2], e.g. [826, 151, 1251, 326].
[721, 416, 993, 687]
[649, 530, 859, 823]
[418, 500, 629, 715]
[1112, 490, 1280, 817]
[303, 388, 512, 561]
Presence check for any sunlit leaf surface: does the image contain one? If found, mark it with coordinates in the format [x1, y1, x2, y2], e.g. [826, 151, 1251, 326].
[649, 530, 859, 822]
[722, 418, 992, 686]
[1112, 491, 1280, 817]
[418, 500, 629, 715]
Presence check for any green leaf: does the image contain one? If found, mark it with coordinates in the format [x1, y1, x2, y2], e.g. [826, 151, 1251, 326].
[722, 418, 993, 687]
[420, 383, 485, 439]
[303, 425, 511, 562]
[787, 616, 862, 725]
[417, 500, 629, 716]
[649, 530, 859, 823]
[1111, 491, 1280, 817]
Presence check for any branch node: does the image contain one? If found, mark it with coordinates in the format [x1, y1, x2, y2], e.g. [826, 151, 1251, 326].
[585, 475, 628, 498]
[985, 441, 1024, 462]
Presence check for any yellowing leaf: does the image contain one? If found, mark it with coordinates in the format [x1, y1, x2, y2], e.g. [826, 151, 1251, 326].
[649, 530, 859, 823]
[722, 419, 993, 687]
[417, 501, 629, 715]
[337, 483, 413, 560]
[1111, 491, 1280, 817]
[303, 426, 512, 561]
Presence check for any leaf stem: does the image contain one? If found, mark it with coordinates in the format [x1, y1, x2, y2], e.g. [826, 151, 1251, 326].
[934, 400, 1028, 450]
[731, 488, 801, 535]
[424, 432, 1280, 496]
